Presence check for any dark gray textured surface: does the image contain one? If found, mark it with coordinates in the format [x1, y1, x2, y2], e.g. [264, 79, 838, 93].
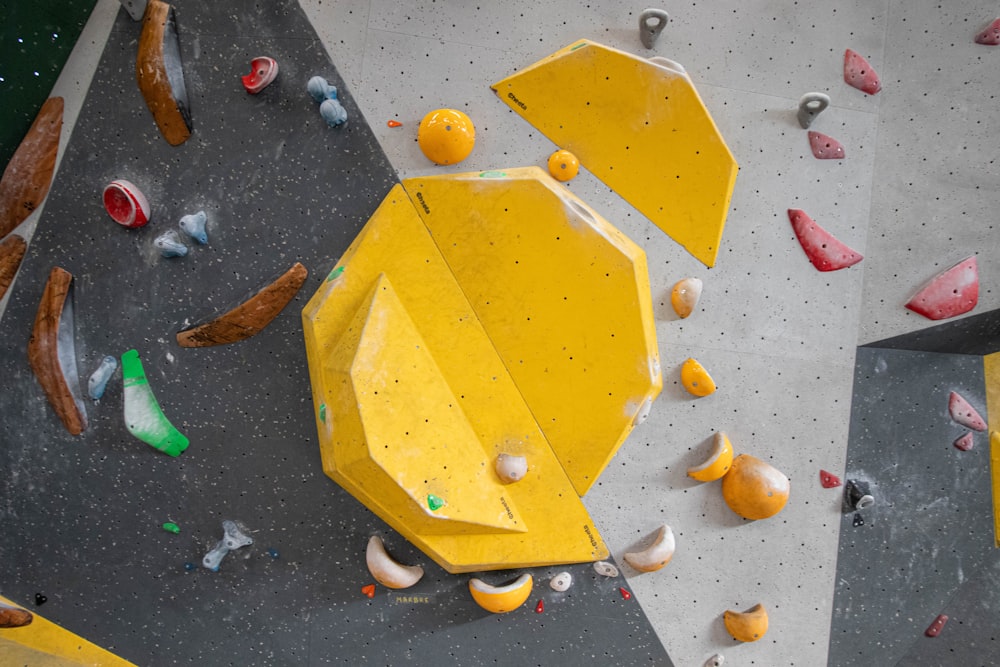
[863, 308, 1000, 357]
[0, 2, 673, 665]
[829, 346, 998, 666]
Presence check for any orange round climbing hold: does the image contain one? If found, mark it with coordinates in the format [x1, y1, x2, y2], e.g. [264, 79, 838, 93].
[723, 603, 769, 642]
[417, 108, 475, 165]
[680, 358, 716, 397]
[547, 149, 579, 182]
[721, 454, 790, 520]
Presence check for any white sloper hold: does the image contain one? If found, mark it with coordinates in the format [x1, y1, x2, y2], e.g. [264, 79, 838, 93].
[623, 523, 676, 573]
[495, 453, 528, 483]
[366, 535, 424, 589]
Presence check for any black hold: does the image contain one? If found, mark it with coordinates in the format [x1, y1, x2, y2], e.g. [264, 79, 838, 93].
[843, 479, 874, 512]
[797, 92, 831, 129]
[852, 512, 865, 527]
[34, 593, 47, 606]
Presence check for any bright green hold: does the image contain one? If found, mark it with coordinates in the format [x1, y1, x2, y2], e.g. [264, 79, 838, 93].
[319, 403, 327, 423]
[121, 349, 190, 457]
[326, 266, 345, 282]
[162, 522, 181, 534]
[427, 494, 446, 511]
[478, 170, 507, 179]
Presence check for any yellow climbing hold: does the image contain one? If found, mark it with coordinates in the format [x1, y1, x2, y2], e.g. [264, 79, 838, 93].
[681, 358, 716, 397]
[670, 277, 703, 318]
[469, 573, 533, 613]
[547, 149, 579, 182]
[721, 454, 790, 520]
[687, 432, 734, 482]
[723, 602, 769, 642]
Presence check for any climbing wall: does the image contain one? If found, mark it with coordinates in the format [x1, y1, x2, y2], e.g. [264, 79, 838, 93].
[0, 1, 672, 664]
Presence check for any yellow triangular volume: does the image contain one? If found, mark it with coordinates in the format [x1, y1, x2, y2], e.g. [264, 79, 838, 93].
[492, 40, 738, 267]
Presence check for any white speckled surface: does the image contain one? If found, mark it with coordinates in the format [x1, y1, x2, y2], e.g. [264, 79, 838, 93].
[5, 1, 999, 664]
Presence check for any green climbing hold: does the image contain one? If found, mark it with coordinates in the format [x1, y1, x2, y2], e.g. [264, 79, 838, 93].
[162, 522, 181, 534]
[427, 494, 446, 511]
[478, 170, 507, 179]
[326, 266, 345, 282]
[121, 349, 190, 457]
[319, 403, 327, 423]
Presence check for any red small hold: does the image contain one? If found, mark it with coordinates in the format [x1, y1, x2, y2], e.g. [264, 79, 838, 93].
[787, 209, 864, 271]
[241, 56, 278, 94]
[362, 584, 376, 599]
[925, 614, 948, 637]
[905, 256, 979, 320]
[619, 587, 632, 601]
[974, 18, 1000, 45]
[387, 120, 402, 128]
[535, 599, 545, 614]
[949, 391, 987, 431]
[954, 432, 974, 451]
[820, 470, 842, 488]
[808, 131, 846, 160]
[844, 49, 881, 95]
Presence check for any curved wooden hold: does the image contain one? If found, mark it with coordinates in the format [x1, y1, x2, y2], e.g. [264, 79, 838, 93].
[0, 603, 33, 628]
[0, 234, 27, 301]
[27, 267, 87, 435]
[176, 262, 308, 347]
[0, 97, 63, 238]
[136, 0, 192, 145]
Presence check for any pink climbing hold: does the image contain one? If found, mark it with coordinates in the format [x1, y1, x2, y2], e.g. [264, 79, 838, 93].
[843, 49, 882, 95]
[953, 432, 974, 452]
[925, 614, 948, 637]
[904, 256, 978, 320]
[808, 131, 846, 160]
[241, 56, 278, 94]
[820, 470, 842, 488]
[787, 209, 864, 272]
[975, 18, 1000, 45]
[949, 391, 987, 431]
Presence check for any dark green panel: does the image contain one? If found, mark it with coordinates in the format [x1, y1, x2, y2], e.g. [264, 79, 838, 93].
[0, 0, 99, 168]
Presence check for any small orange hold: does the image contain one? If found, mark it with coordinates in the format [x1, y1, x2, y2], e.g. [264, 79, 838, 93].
[362, 584, 376, 598]
[721, 454, 790, 520]
[680, 358, 717, 397]
[547, 149, 580, 182]
[387, 120, 402, 128]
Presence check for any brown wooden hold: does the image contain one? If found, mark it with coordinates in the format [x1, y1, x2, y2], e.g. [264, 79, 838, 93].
[0, 604, 33, 628]
[27, 267, 87, 435]
[136, 0, 192, 146]
[0, 234, 27, 301]
[176, 262, 309, 347]
[0, 97, 63, 238]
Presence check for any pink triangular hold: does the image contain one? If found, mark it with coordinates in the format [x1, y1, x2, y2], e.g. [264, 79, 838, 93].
[949, 391, 987, 431]
[844, 49, 882, 95]
[820, 470, 842, 488]
[808, 131, 846, 159]
[904, 256, 978, 320]
[787, 209, 864, 271]
[975, 18, 1000, 45]
[953, 432, 974, 451]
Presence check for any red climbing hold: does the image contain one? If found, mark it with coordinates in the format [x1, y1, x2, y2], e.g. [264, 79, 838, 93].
[904, 256, 978, 320]
[241, 56, 278, 94]
[535, 599, 545, 613]
[387, 120, 402, 128]
[843, 49, 881, 95]
[362, 584, 376, 598]
[925, 614, 948, 637]
[975, 18, 1000, 45]
[619, 587, 632, 601]
[787, 209, 864, 272]
[954, 432, 974, 451]
[820, 470, 842, 488]
[949, 391, 987, 431]
[808, 131, 846, 160]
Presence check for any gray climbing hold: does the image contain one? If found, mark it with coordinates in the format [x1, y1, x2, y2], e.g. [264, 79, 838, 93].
[797, 92, 830, 129]
[639, 8, 669, 49]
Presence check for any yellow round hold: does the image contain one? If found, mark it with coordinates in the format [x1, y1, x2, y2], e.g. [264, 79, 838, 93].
[680, 358, 716, 397]
[723, 602, 769, 642]
[468, 573, 533, 613]
[547, 149, 579, 181]
[721, 454, 790, 520]
[687, 432, 734, 482]
[418, 108, 476, 165]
